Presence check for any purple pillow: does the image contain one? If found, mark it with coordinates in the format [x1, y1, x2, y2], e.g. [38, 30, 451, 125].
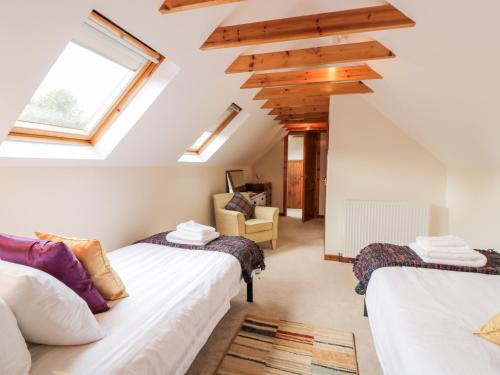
[0, 233, 108, 314]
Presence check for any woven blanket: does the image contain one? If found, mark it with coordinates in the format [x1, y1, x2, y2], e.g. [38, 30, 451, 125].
[353, 243, 500, 295]
[135, 232, 265, 283]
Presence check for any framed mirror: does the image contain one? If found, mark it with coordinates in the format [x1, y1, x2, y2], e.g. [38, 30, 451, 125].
[226, 170, 246, 193]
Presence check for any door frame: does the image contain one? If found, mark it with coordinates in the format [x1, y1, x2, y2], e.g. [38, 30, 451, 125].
[282, 135, 288, 215]
[283, 131, 325, 219]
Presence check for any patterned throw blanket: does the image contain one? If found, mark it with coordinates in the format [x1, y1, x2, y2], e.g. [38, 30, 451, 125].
[135, 231, 265, 283]
[353, 243, 500, 295]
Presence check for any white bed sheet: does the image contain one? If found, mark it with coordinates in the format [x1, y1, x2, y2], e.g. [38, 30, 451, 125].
[29, 243, 241, 375]
[366, 267, 500, 375]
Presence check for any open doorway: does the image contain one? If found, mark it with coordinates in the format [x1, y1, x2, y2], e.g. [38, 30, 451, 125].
[283, 131, 327, 222]
[286, 135, 304, 218]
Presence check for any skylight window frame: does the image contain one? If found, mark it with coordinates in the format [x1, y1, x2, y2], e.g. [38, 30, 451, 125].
[9, 10, 164, 146]
[187, 103, 241, 155]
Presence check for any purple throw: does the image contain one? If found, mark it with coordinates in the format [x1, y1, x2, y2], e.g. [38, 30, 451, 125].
[0, 233, 108, 314]
[353, 243, 500, 295]
[135, 231, 265, 283]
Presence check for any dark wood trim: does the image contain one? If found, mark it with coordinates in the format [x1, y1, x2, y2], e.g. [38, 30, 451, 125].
[323, 124, 330, 256]
[246, 280, 253, 303]
[316, 214, 325, 218]
[282, 135, 288, 215]
[324, 254, 356, 263]
[314, 133, 321, 217]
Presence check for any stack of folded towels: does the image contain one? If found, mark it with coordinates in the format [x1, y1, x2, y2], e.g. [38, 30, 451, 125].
[166, 220, 219, 246]
[410, 235, 487, 267]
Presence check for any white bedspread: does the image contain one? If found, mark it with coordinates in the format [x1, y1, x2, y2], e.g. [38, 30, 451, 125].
[366, 267, 500, 375]
[29, 243, 241, 375]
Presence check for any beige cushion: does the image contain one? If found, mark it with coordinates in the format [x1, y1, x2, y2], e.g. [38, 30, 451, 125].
[475, 313, 500, 345]
[245, 219, 273, 234]
[35, 232, 128, 301]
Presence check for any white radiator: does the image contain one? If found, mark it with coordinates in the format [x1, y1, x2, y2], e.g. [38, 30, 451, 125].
[344, 200, 431, 258]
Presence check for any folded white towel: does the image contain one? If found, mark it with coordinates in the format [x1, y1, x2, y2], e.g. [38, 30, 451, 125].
[176, 220, 215, 236]
[419, 245, 473, 254]
[416, 235, 467, 248]
[411, 242, 478, 259]
[166, 230, 219, 246]
[422, 249, 479, 261]
[168, 230, 219, 242]
[410, 243, 487, 267]
[173, 229, 216, 242]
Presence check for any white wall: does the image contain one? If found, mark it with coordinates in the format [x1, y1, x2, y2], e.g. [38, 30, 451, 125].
[0, 165, 237, 251]
[325, 96, 448, 255]
[447, 168, 500, 250]
[253, 140, 284, 213]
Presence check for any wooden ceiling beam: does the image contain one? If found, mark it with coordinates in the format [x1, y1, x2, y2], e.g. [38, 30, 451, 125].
[254, 81, 372, 100]
[281, 120, 328, 125]
[275, 113, 329, 121]
[201, 4, 414, 49]
[280, 118, 329, 124]
[242, 65, 381, 89]
[282, 122, 329, 131]
[262, 96, 330, 109]
[269, 106, 329, 115]
[226, 41, 394, 73]
[159, 0, 244, 13]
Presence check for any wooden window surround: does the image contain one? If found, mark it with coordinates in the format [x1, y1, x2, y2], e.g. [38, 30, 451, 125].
[186, 103, 241, 155]
[9, 11, 164, 146]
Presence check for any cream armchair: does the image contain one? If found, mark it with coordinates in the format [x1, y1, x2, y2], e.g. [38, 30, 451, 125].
[213, 193, 279, 249]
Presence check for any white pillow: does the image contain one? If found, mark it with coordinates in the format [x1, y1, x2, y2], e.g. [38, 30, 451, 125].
[0, 297, 31, 375]
[0, 260, 104, 345]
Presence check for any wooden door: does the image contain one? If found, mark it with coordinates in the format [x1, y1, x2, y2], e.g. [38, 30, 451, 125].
[287, 160, 303, 208]
[302, 132, 319, 222]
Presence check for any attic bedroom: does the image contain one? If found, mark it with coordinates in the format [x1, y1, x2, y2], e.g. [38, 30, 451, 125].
[0, 1, 499, 375]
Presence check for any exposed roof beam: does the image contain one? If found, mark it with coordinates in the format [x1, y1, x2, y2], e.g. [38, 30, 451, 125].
[280, 117, 329, 123]
[282, 122, 328, 131]
[281, 120, 328, 125]
[254, 81, 372, 99]
[262, 96, 330, 109]
[275, 113, 329, 121]
[226, 41, 394, 73]
[159, 0, 244, 13]
[241, 65, 381, 89]
[201, 4, 415, 50]
[269, 105, 329, 115]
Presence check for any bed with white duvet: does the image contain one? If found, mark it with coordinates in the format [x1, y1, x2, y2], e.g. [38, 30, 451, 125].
[29, 242, 241, 375]
[366, 267, 500, 375]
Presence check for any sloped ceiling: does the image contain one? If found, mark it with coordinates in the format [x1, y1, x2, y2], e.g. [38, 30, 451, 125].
[1, 0, 499, 167]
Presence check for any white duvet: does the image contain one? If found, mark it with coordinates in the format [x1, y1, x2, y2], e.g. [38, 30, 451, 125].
[29, 243, 241, 375]
[366, 267, 500, 375]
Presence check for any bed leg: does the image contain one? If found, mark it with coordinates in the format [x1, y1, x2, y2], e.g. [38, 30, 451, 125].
[363, 299, 368, 317]
[247, 280, 253, 303]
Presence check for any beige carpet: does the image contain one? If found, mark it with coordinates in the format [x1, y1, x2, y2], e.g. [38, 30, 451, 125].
[187, 216, 382, 375]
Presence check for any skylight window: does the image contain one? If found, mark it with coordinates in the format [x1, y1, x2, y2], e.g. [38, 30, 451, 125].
[187, 103, 241, 155]
[11, 11, 163, 145]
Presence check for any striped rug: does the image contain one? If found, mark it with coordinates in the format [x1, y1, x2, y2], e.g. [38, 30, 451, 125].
[216, 315, 359, 375]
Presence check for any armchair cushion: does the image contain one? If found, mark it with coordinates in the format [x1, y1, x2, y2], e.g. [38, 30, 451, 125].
[245, 219, 273, 234]
[225, 192, 255, 220]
